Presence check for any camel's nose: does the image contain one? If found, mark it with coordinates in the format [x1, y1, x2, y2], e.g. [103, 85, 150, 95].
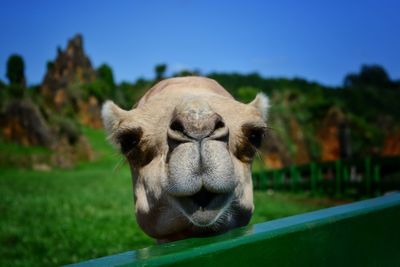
[169, 99, 226, 141]
[170, 112, 225, 140]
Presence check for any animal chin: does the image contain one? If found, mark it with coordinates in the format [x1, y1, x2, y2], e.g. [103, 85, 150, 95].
[171, 188, 234, 228]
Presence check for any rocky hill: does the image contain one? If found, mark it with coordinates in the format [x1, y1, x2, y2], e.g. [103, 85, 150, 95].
[40, 34, 102, 128]
[41, 34, 95, 102]
[0, 35, 99, 169]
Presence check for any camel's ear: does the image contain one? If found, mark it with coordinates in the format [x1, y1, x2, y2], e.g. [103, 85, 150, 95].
[101, 101, 128, 136]
[249, 93, 269, 121]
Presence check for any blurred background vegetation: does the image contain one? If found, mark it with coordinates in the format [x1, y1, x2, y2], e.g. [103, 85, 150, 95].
[1, 34, 400, 266]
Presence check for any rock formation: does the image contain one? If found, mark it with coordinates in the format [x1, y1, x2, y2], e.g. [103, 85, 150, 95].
[262, 130, 292, 169]
[40, 34, 101, 128]
[317, 107, 348, 161]
[41, 34, 95, 103]
[382, 130, 400, 156]
[0, 99, 54, 147]
[0, 34, 98, 168]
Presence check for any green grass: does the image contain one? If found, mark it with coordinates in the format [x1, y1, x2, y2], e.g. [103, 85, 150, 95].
[0, 128, 341, 266]
[0, 140, 51, 168]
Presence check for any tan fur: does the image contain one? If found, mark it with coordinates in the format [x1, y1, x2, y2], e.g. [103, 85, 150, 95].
[102, 76, 268, 242]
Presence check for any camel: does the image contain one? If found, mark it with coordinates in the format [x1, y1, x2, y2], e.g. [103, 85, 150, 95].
[102, 76, 269, 243]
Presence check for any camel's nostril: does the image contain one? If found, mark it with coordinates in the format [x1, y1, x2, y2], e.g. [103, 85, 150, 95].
[189, 188, 219, 209]
[214, 119, 225, 131]
[170, 119, 185, 133]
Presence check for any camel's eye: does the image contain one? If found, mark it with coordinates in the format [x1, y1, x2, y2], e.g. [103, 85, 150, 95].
[117, 128, 143, 154]
[247, 128, 264, 148]
[242, 124, 265, 148]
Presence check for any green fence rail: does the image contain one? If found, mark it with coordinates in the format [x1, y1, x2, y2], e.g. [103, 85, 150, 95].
[252, 156, 400, 197]
[68, 193, 400, 267]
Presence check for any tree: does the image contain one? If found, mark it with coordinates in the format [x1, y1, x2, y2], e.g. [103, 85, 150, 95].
[6, 54, 26, 86]
[6, 54, 26, 98]
[237, 86, 259, 103]
[343, 64, 391, 89]
[174, 69, 200, 77]
[97, 64, 115, 89]
[0, 79, 5, 89]
[154, 64, 167, 80]
[83, 64, 116, 101]
[0, 79, 6, 107]
[84, 80, 111, 102]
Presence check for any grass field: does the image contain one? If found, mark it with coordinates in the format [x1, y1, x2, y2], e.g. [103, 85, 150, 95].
[0, 128, 343, 266]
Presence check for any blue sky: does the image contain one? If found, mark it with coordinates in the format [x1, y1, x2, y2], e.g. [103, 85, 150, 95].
[1, 0, 399, 86]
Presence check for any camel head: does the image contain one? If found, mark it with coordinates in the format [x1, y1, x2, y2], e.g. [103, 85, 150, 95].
[102, 77, 269, 243]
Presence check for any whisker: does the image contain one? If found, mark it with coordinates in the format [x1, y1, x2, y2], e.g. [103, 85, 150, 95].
[265, 125, 275, 131]
[255, 150, 263, 160]
[166, 184, 177, 194]
[113, 156, 128, 173]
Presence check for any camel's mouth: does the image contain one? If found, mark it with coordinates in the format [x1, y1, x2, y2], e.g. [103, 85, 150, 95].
[171, 187, 233, 227]
[189, 188, 221, 209]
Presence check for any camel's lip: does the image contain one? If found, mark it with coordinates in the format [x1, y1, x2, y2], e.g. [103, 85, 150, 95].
[169, 189, 234, 227]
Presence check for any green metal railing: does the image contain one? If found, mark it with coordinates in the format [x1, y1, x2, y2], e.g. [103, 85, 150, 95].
[68, 193, 400, 267]
[253, 156, 400, 197]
